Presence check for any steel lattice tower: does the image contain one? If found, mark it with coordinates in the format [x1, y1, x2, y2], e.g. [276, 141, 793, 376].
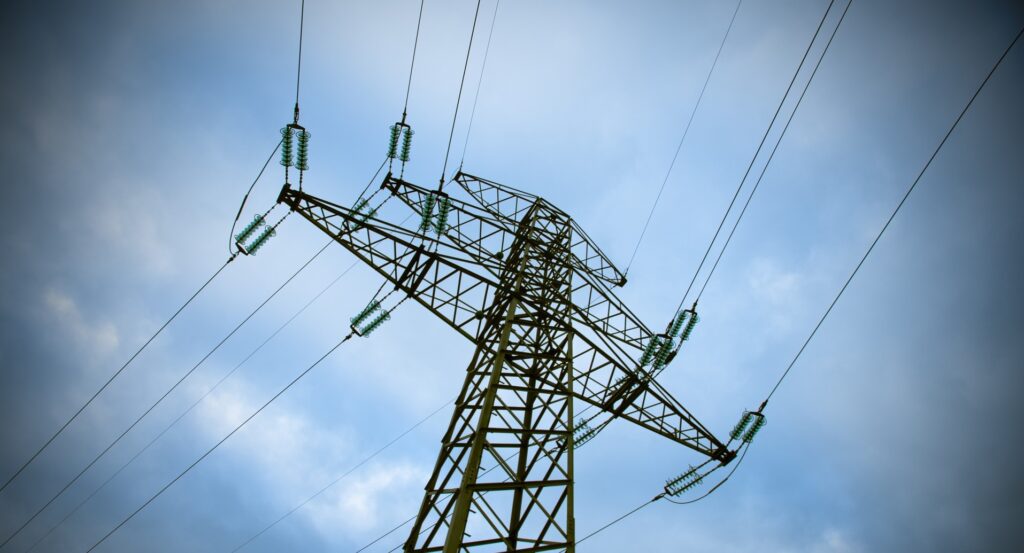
[280, 172, 731, 552]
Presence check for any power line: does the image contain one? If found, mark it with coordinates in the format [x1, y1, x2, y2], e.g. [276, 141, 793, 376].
[695, 0, 853, 302]
[439, 0, 483, 190]
[28, 158, 393, 552]
[0, 256, 234, 498]
[673, 0, 838, 315]
[459, 0, 502, 169]
[84, 332, 358, 553]
[403, 0, 426, 116]
[624, 0, 744, 275]
[0, 239, 331, 550]
[24, 256, 359, 553]
[583, 18, 1024, 547]
[576, 497, 658, 546]
[355, 514, 417, 553]
[293, 0, 306, 119]
[231, 399, 453, 551]
[580, 19, 1024, 546]
[763, 21, 1024, 407]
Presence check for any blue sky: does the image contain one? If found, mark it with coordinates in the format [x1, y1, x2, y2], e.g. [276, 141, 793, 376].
[1, 0, 1022, 551]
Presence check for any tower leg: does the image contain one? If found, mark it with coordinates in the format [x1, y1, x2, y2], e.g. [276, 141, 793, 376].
[405, 207, 575, 552]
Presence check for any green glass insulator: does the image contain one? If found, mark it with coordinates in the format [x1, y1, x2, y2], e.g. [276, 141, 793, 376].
[683, 313, 699, 341]
[654, 338, 673, 369]
[434, 198, 451, 235]
[350, 299, 381, 327]
[419, 194, 436, 232]
[730, 412, 752, 440]
[360, 310, 391, 336]
[743, 415, 766, 443]
[639, 337, 660, 366]
[353, 198, 369, 213]
[669, 311, 688, 338]
[246, 226, 276, 255]
[387, 124, 401, 159]
[235, 214, 265, 244]
[295, 130, 310, 171]
[400, 127, 414, 163]
[280, 127, 294, 167]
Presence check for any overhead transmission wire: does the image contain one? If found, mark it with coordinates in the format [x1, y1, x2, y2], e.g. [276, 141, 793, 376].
[294, 0, 305, 110]
[458, 0, 501, 169]
[695, 0, 852, 304]
[762, 20, 1024, 407]
[387, 0, 425, 177]
[0, 239, 331, 550]
[61, 164, 401, 553]
[25, 260, 361, 553]
[403, 0, 426, 116]
[562, 16, 1024, 548]
[438, 0, 483, 190]
[83, 325, 370, 553]
[0, 256, 234, 498]
[673, 0, 839, 316]
[623, 0, 744, 275]
[30, 155, 393, 551]
[231, 398, 454, 552]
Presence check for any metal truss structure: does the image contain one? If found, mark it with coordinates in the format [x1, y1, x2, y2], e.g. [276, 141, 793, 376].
[279, 171, 732, 552]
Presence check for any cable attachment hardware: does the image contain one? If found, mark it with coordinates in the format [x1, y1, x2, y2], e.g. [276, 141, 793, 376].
[665, 466, 704, 497]
[350, 299, 390, 337]
[729, 410, 766, 443]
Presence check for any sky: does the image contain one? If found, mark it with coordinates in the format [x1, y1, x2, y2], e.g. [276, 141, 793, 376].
[0, 0, 1022, 552]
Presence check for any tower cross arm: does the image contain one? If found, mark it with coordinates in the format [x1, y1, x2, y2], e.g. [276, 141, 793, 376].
[280, 181, 731, 464]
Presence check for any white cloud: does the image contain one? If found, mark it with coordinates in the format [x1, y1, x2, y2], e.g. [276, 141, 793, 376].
[306, 461, 425, 536]
[42, 287, 120, 359]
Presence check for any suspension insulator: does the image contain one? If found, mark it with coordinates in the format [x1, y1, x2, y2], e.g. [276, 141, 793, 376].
[652, 336, 674, 370]
[419, 194, 436, 232]
[350, 299, 381, 327]
[573, 420, 597, 449]
[639, 336, 661, 367]
[669, 310, 690, 338]
[681, 311, 699, 341]
[742, 413, 766, 443]
[729, 411, 754, 441]
[400, 127, 414, 163]
[295, 129, 310, 171]
[245, 225, 276, 255]
[280, 127, 294, 167]
[352, 197, 370, 214]
[434, 197, 451, 235]
[665, 466, 704, 496]
[235, 214, 265, 245]
[358, 207, 379, 222]
[387, 124, 401, 159]
[358, 310, 391, 336]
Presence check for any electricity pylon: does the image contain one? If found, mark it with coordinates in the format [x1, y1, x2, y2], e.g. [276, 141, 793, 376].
[279, 172, 733, 552]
